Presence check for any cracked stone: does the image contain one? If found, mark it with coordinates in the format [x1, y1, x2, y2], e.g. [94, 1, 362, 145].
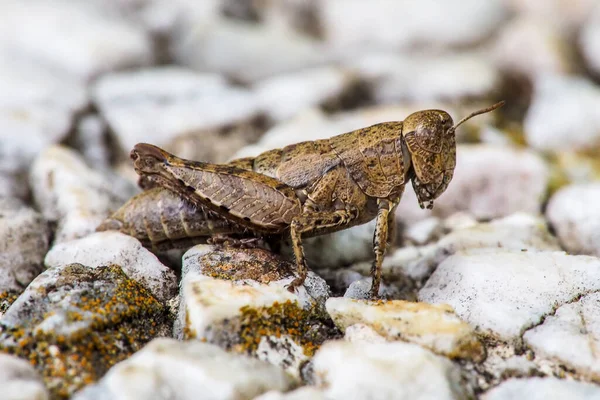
[523, 292, 600, 379]
[419, 251, 600, 341]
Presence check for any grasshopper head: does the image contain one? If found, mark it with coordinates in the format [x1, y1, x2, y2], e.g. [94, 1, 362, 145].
[402, 102, 505, 209]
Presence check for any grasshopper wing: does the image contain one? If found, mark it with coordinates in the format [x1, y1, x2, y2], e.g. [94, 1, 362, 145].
[131, 143, 302, 233]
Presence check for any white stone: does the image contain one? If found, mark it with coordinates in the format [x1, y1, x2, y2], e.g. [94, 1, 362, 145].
[254, 66, 356, 121]
[74, 115, 110, 168]
[581, 7, 600, 76]
[505, 0, 598, 33]
[44, 231, 177, 302]
[73, 338, 295, 400]
[0, 59, 87, 176]
[0, 173, 28, 200]
[312, 340, 466, 400]
[547, 183, 600, 257]
[404, 217, 443, 245]
[177, 246, 330, 375]
[343, 323, 388, 344]
[349, 52, 499, 103]
[92, 67, 261, 154]
[179, 275, 299, 335]
[482, 377, 600, 400]
[321, 0, 506, 50]
[492, 17, 575, 77]
[233, 109, 333, 159]
[524, 74, 600, 152]
[353, 213, 559, 281]
[182, 245, 330, 310]
[326, 298, 483, 360]
[173, 17, 325, 82]
[0, 198, 50, 294]
[523, 292, 600, 378]
[255, 387, 327, 400]
[0, 353, 49, 400]
[343, 277, 402, 300]
[397, 144, 549, 221]
[300, 221, 377, 270]
[29, 145, 138, 243]
[419, 251, 600, 340]
[0, 0, 152, 81]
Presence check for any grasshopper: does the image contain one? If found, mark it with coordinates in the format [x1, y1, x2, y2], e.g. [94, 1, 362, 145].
[102, 102, 504, 298]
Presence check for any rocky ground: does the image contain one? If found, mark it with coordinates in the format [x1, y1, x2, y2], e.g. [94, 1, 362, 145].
[2, 0, 600, 399]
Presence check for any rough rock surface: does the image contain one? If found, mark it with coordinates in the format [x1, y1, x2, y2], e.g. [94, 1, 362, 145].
[352, 213, 559, 282]
[0, 264, 169, 398]
[419, 251, 600, 340]
[0, 198, 50, 313]
[176, 245, 335, 376]
[44, 231, 178, 302]
[523, 292, 600, 379]
[312, 340, 467, 400]
[326, 298, 483, 360]
[74, 338, 296, 400]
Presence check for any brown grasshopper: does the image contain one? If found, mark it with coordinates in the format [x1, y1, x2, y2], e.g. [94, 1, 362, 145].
[100, 101, 504, 298]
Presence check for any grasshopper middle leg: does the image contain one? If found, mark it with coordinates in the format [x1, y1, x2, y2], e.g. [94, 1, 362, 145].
[369, 199, 396, 299]
[287, 209, 358, 292]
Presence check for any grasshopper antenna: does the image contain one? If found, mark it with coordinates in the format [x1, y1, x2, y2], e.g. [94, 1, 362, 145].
[449, 101, 505, 134]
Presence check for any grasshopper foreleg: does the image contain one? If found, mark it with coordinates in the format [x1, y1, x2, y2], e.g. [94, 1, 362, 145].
[369, 199, 397, 299]
[287, 209, 358, 292]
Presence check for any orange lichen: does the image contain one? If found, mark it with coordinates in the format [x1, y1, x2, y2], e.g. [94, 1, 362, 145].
[0, 264, 169, 399]
[236, 300, 338, 357]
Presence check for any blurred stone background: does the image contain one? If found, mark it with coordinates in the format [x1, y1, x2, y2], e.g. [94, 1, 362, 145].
[3, 1, 600, 399]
